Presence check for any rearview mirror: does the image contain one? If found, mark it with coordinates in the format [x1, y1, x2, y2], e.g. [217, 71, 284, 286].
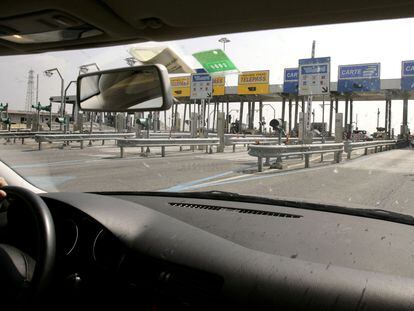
[76, 64, 173, 112]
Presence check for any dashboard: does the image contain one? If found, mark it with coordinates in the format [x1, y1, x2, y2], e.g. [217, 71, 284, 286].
[5, 191, 414, 310]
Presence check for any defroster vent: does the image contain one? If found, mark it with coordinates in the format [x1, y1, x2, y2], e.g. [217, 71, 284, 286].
[168, 202, 302, 218]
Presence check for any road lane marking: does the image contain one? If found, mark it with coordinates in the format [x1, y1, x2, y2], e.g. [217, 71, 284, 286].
[26, 175, 75, 190]
[161, 171, 234, 192]
[179, 164, 338, 191]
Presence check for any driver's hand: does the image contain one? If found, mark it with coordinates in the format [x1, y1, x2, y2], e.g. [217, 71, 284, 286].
[0, 177, 7, 199]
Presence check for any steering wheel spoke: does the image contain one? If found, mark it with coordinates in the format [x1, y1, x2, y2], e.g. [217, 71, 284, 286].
[0, 186, 56, 307]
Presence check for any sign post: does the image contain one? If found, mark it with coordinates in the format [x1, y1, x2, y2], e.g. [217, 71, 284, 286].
[298, 56, 331, 143]
[190, 73, 213, 136]
[190, 73, 213, 100]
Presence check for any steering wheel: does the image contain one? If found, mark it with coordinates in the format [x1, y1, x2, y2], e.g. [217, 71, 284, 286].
[0, 186, 56, 308]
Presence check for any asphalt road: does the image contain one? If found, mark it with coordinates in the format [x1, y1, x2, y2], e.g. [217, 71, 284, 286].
[1, 139, 413, 214]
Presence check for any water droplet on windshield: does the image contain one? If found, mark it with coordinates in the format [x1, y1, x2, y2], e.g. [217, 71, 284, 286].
[333, 168, 338, 174]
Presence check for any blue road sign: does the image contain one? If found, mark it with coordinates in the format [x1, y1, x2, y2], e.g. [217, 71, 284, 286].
[299, 57, 331, 65]
[283, 68, 298, 94]
[401, 60, 414, 91]
[191, 73, 212, 82]
[190, 73, 212, 99]
[298, 57, 331, 96]
[195, 68, 208, 73]
[337, 63, 380, 93]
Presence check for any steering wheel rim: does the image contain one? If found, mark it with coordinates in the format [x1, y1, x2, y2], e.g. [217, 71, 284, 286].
[0, 186, 56, 305]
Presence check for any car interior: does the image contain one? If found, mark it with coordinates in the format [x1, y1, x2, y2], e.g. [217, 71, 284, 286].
[1, 1, 414, 310]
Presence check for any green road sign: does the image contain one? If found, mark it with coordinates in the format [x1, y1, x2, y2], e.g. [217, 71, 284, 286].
[192, 49, 238, 74]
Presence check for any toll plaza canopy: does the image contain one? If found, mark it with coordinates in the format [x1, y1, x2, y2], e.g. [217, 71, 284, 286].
[51, 78, 414, 105]
[178, 79, 413, 104]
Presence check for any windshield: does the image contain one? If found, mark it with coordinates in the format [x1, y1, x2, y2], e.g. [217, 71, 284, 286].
[1, 18, 414, 214]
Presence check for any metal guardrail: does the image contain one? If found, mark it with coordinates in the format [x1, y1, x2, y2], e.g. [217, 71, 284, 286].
[225, 137, 281, 152]
[344, 140, 396, 159]
[117, 138, 220, 158]
[149, 132, 192, 138]
[249, 143, 344, 172]
[225, 136, 335, 151]
[35, 133, 135, 150]
[1, 131, 65, 144]
[248, 140, 397, 172]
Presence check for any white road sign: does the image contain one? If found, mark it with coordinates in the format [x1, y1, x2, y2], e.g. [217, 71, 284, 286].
[190, 74, 213, 99]
[298, 57, 331, 96]
[129, 46, 194, 74]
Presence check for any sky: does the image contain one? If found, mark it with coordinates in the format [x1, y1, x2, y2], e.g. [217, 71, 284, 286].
[1, 17, 414, 134]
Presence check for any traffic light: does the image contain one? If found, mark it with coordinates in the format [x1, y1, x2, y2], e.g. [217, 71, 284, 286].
[41, 104, 51, 112]
[32, 103, 51, 111]
[0, 103, 8, 112]
[0, 117, 11, 125]
[269, 118, 283, 130]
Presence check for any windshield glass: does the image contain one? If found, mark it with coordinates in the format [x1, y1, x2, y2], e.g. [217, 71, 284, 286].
[1, 18, 414, 214]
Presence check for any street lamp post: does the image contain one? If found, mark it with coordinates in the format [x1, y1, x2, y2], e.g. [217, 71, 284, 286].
[44, 68, 64, 130]
[125, 57, 137, 67]
[78, 63, 101, 134]
[79, 63, 100, 75]
[218, 37, 230, 51]
[262, 104, 276, 120]
[63, 80, 77, 133]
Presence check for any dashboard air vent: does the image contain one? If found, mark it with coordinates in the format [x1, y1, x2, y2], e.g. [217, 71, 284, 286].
[169, 202, 302, 218]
